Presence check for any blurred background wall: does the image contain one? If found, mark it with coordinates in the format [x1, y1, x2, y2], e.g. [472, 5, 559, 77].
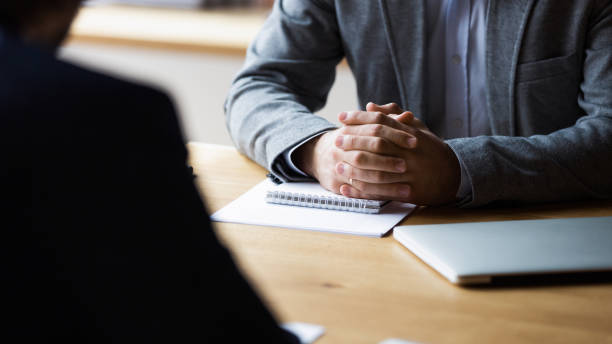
[61, 1, 357, 145]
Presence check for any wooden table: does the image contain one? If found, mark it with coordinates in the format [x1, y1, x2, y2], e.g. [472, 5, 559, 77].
[68, 5, 269, 54]
[188, 143, 612, 344]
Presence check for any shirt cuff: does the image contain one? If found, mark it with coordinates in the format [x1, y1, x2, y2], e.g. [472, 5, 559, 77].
[447, 142, 473, 202]
[456, 159, 472, 199]
[283, 131, 330, 177]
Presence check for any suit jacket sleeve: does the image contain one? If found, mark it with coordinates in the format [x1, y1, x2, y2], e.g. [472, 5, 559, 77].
[447, 4, 612, 207]
[225, 0, 339, 180]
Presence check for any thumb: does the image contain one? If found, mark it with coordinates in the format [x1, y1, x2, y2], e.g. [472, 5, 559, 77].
[391, 111, 415, 124]
[366, 102, 403, 115]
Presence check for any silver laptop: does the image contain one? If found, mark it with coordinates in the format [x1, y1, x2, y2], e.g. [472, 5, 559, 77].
[393, 216, 612, 285]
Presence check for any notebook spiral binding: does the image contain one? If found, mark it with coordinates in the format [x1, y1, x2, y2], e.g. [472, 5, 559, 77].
[265, 190, 384, 214]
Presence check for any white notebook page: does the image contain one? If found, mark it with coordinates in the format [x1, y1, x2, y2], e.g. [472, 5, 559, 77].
[211, 179, 416, 237]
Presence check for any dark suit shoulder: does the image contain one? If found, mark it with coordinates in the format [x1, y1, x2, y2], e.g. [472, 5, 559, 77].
[1, 36, 178, 139]
[0, 35, 170, 104]
[1, 36, 187, 170]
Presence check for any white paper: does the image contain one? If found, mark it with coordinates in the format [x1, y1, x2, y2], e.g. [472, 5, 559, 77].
[281, 322, 325, 344]
[211, 180, 416, 237]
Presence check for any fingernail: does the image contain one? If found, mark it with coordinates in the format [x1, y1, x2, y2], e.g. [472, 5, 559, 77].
[341, 185, 352, 197]
[395, 159, 406, 172]
[335, 135, 344, 147]
[336, 163, 345, 174]
[407, 137, 417, 148]
[399, 185, 411, 197]
[339, 112, 348, 121]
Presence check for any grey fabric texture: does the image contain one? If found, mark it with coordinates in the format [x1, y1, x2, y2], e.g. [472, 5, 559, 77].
[225, 0, 612, 207]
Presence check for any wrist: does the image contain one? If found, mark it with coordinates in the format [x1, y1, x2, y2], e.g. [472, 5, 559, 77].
[294, 135, 323, 178]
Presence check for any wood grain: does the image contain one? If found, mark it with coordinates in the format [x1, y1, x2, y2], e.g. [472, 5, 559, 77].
[189, 143, 612, 344]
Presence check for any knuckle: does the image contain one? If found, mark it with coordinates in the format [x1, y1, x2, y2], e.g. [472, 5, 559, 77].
[331, 149, 342, 161]
[393, 132, 407, 144]
[353, 187, 367, 197]
[371, 171, 386, 183]
[344, 164, 353, 177]
[369, 137, 385, 152]
[373, 112, 385, 123]
[370, 124, 384, 136]
[347, 135, 357, 148]
[352, 179, 366, 192]
[359, 183, 378, 196]
[352, 151, 366, 165]
[338, 126, 350, 135]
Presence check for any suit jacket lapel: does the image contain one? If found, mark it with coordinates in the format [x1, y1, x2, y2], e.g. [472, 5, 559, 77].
[378, 0, 427, 119]
[486, 0, 536, 136]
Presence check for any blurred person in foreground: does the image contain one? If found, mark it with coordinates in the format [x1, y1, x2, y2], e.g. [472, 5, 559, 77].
[1, 1, 298, 342]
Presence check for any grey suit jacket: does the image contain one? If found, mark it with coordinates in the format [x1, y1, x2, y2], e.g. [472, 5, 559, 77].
[225, 0, 612, 207]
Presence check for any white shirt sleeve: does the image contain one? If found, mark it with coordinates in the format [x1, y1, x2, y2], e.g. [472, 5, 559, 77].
[283, 131, 330, 176]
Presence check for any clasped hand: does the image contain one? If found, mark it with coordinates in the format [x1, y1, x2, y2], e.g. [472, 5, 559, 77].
[295, 102, 461, 206]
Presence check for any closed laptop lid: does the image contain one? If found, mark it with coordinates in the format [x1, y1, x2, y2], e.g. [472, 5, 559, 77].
[393, 216, 612, 285]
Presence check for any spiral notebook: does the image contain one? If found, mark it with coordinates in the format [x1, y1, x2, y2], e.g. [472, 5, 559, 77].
[211, 179, 416, 237]
[265, 182, 389, 214]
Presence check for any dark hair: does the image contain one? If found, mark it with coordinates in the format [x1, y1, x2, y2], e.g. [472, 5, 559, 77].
[0, 1, 80, 31]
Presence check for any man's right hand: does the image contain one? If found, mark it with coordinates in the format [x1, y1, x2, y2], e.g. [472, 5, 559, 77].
[293, 114, 417, 194]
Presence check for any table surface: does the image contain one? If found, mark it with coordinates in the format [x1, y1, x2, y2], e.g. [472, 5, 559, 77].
[68, 5, 269, 54]
[188, 142, 612, 344]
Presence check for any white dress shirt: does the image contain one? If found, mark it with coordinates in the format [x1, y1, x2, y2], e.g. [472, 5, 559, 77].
[427, 0, 490, 139]
[426, 0, 490, 199]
